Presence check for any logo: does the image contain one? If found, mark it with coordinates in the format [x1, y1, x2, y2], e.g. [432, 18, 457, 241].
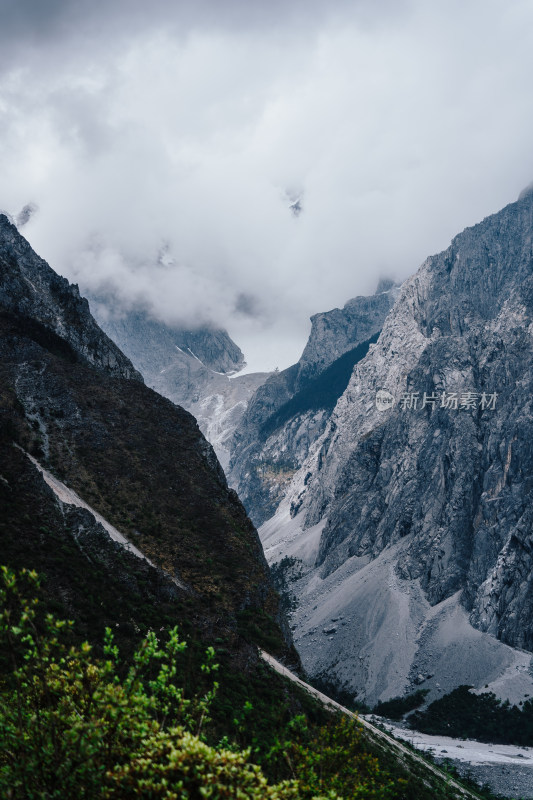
[373, 389, 498, 412]
[375, 389, 395, 411]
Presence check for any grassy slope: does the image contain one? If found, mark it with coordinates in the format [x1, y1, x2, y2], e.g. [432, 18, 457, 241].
[0, 313, 494, 799]
[0, 311, 288, 648]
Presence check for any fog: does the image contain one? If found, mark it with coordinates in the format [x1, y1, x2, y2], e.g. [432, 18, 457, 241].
[2, 0, 533, 370]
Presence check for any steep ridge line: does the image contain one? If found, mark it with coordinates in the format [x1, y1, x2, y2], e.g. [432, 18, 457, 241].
[260, 650, 481, 800]
[258, 188, 533, 703]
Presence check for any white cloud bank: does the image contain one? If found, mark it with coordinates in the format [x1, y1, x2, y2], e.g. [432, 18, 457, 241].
[1, 0, 533, 370]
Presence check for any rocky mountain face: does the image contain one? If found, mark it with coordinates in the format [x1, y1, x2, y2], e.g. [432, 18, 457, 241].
[229, 284, 397, 526]
[90, 302, 270, 471]
[0, 218, 141, 382]
[0, 212, 294, 667]
[297, 278, 399, 388]
[91, 303, 246, 376]
[260, 187, 533, 706]
[0, 214, 478, 800]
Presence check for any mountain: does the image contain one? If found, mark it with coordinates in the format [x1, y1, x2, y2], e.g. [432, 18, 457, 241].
[229, 282, 398, 526]
[0, 221, 141, 382]
[90, 301, 246, 375]
[0, 213, 511, 800]
[297, 278, 399, 387]
[89, 301, 270, 471]
[259, 187, 533, 707]
[0, 212, 293, 667]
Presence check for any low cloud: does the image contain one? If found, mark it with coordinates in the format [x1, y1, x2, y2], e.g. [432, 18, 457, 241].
[2, 1, 533, 370]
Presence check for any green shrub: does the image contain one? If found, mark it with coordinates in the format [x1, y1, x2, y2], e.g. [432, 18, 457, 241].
[265, 715, 397, 799]
[0, 566, 400, 799]
[410, 685, 533, 745]
[372, 690, 429, 721]
[0, 566, 302, 799]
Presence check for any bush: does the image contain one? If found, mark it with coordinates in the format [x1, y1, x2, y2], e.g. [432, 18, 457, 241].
[372, 690, 429, 721]
[265, 715, 397, 800]
[0, 566, 400, 799]
[0, 566, 301, 799]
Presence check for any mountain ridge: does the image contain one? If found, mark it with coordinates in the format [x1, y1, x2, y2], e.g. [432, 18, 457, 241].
[228, 286, 397, 526]
[258, 188, 533, 705]
[0, 213, 294, 667]
[88, 300, 270, 471]
[0, 214, 142, 382]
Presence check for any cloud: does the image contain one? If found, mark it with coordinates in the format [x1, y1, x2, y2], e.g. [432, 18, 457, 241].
[1, 0, 533, 370]
[0, 0, 404, 50]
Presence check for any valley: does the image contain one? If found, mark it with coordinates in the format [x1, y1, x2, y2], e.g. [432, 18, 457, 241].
[3, 186, 533, 797]
[82, 188, 533, 798]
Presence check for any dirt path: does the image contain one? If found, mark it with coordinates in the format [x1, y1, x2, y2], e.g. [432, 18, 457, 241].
[260, 650, 482, 800]
[22, 448, 186, 589]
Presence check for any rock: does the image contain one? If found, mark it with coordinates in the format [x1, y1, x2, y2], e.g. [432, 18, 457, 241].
[229, 285, 397, 524]
[257, 186, 533, 703]
[0, 214, 141, 382]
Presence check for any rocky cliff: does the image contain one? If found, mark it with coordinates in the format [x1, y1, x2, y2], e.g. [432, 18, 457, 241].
[0, 216, 141, 382]
[260, 187, 533, 705]
[0, 212, 294, 666]
[91, 303, 245, 376]
[297, 278, 398, 388]
[229, 285, 397, 525]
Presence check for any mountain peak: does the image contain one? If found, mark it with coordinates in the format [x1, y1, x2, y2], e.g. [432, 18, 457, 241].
[518, 180, 533, 201]
[0, 216, 142, 382]
[375, 277, 395, 294]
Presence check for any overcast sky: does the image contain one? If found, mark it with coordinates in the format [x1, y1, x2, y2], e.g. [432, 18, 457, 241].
[2, 0, 533, 371]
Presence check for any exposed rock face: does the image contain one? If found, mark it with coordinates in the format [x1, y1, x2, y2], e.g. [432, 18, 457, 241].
[0, 215, 295, 665]
[229, 287, 396, 525]
[260, 189, 533, 704]
[0, 215, 141, 381]
[89, 302, 269, 471]
[297, 280, 398, 388]
[92, 304, 245, 376]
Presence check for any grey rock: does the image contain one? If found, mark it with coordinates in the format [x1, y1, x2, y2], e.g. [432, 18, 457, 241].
[229, 284, 397, 524]
[297, 285, 398, 388]
[316, 190, 533, 647]
[260, 187, 533, 702]
[0, 214, 141, 382]
[89, 300, 244, 377]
